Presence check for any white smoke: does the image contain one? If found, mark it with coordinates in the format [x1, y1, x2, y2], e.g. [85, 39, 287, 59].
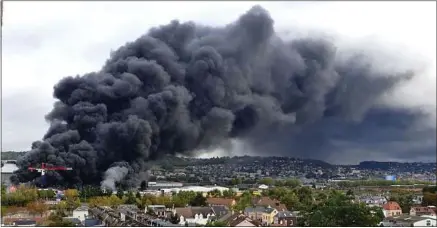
[100, 166, 129, 191]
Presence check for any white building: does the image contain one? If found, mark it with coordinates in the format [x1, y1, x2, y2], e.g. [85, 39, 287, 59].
[1, 161, 18, 186]
[161, 186, 229, 194]
[258, 184, 269, 190]
[413, 216, 436, 227]
[180, 213, 213, 225]
[72, 205, 89, 222]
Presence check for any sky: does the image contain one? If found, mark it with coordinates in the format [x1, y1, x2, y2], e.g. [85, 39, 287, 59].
[2, 1, 436, 164]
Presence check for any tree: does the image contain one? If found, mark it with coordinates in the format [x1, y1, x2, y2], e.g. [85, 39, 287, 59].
[234, 192, 253, 212]
[422, 192, 437, 207]
[170, 213, 181, 224]
[108, 195, 124, 208]
[64, 189, 79, 200]
[55, 201, 68, 216]
[299, 191, 382, 226]
[208, 189, 222, 198]
[206, 220, 227, 226]
[390, 193, 413, 213]
[280, 192, 300, 211]
[136, 191, 141, 199]
[125, 191, 136, 204]
[44, 213, 75, 227]
[26, 201, 48, 216]
[116, 188, 124, 199]
[190, 193, 207, 206]
[222, 190, 236, 198]
[259, 178, 274, 186]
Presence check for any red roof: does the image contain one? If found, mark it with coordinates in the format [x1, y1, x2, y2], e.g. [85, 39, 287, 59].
[382, 201, 401, 211]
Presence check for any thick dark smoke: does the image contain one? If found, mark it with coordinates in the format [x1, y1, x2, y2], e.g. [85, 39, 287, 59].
[12, 6, 431, 188]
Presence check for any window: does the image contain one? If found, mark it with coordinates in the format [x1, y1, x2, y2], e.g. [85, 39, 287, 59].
[289, 220, 293, 226]
[426, 220, 431, 226]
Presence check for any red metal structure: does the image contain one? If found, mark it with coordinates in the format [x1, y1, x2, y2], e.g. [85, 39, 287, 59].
[28, 163, 73, 176]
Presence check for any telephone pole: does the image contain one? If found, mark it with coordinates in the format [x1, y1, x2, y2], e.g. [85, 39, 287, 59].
[1, 0, 4, 27]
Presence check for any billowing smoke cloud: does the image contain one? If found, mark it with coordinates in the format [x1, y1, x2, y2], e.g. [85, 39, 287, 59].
[101, 166, 129, 191]
[12, 5, 434, 187]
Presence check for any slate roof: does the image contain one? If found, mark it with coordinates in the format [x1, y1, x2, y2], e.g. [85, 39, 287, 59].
[13, 220, 37, 226]
[275, 211, 295, 218]
[83, 218, 102, 227]
[383, 201, 402, 211]
[211, 205, 229, 218]
[175, 206, 215, 218]
[245, 206, 276, 214]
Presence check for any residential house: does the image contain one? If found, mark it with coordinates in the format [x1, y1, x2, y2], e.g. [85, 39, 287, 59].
[221, 213, 260, 227]
[380, 214, 436, 227]
[244, 206, 278, 226]
[117, 204, 140, 221]
[410, 206, 437, 216]
[358, 196, 388, 207]
[73, 205, 89, 222]
[206, 197, 236, 208]
[272, 211, 298, 227]
[382, 201, 402, 217]
[173, 207, 215, 225]
[146, 205, 168, 217]
[252, 196, 288, 211]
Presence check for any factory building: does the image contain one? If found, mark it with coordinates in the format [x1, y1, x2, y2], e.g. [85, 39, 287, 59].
[1, 160, 19, 186]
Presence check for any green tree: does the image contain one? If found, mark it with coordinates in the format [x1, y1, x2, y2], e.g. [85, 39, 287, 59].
[205, 220, 227, 227]
[299, 192, 382, 226]
[390, 193, 413, 213]
[259, 178, 274, 186]
[125, 191, 136, 204]
[135, 191, 141, 199]
[234, 192, 253, 212]
[44, 213, 75, 227]
[208, 189, 222, 198]
[280, 192, 300, 211]
[190, 193, 207, 206]
[222, 189, 236, 198]
[230, 178, 242, 186]
[116, 188, 124, 199]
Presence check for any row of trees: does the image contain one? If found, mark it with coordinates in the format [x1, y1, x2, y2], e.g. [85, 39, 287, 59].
[87, 190, 209, 210]
[258, 178, 302, 188]
[336, 179, 433, 188]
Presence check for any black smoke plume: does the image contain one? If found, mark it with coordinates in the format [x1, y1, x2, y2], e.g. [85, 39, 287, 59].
[12, 6, 430, 188]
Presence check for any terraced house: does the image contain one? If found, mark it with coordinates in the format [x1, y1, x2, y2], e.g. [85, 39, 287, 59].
[244, 206, 278, 226]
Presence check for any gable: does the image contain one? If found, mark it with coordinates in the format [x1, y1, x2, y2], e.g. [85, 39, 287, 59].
[236, 219, 257, 227]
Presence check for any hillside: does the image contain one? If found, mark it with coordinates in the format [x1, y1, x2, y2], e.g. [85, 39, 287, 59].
[1, 151, 27, 160]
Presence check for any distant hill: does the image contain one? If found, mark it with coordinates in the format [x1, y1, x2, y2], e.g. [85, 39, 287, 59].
[1, 151, 27, 160]
[358, 161, 436, 171]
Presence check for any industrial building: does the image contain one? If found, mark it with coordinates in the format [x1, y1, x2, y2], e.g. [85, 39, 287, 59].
[1, 160, 18, 186]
